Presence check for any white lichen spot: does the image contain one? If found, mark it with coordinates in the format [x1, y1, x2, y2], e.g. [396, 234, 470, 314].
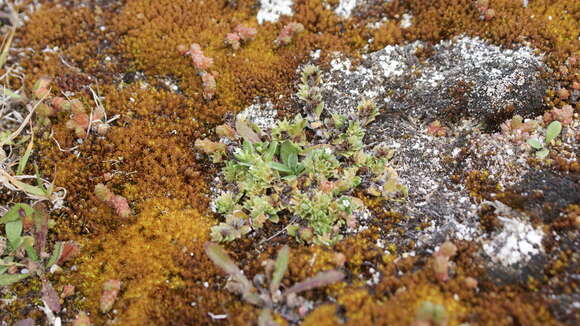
[310, 49, 321, 60]
[257, 0, 294, 24]
[482, 216, 544, 267]
[400, 13, 413, 28]
[334, 0, 357, 18]
[237, 101, 278, 130]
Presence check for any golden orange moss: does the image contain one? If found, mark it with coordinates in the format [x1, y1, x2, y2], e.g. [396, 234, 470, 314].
[20, 5, 96, 49]
[1, 0, 576, 325]
[71, 198, 214, 325]
[109, 0, 357, 122]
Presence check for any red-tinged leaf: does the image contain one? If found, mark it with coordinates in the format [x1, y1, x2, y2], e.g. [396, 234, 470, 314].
[433, 255, 449, 282]
[33, 204, 49, 255]
[284, 270, 345, 295]
[14, 318, 35, 326]
[21, 207, 34, 232]
[72, 312, 91, 326]
[100, 280, 121, 313]
[56, 241, 80, 265]
[41, 280, 61, 313]
[235, 118, 260, 144]
[111, 195, 131, 218]
[61, 284, 75, 298]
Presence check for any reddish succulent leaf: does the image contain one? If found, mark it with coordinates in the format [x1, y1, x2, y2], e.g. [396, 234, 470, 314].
[100, 280, 121, 313]
[56, 240, 81, 265]
[433, 255, 449, 282]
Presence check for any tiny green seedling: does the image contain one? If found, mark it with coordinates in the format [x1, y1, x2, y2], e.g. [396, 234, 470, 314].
[527, 121, 562, 159]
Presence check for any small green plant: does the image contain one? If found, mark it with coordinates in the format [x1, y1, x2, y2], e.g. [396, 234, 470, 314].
[0, 203, 79, 287]
[205, 242, 344, 324]
[199, 66, 406, 245]
[526, 121, 562, 159]
[412, 301, 447, 326]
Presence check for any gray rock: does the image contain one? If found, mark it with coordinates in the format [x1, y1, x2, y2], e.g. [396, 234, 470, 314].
[321, 36, 550, 130]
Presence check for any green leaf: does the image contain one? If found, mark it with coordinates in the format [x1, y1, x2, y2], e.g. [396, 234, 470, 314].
[0, 257, 11, 274]
[526, 138, 543, 150]
[6, 220, 22, 249]
[536, 148, 549, 159]
[34, 164, 49, 194]
[287, 152, 298, 170]
[280, 141, 298, 166]
[545, 121, 562, 144]
[21, 236, 38, 262]
[263, 141, 278, 161]
[0, 273, 29, 287]
[0, 28, 15, 68]
[46, 241, 63, 268]
[16, 138, 34, 175]
[0, 203, 34, 224]
[312, 101, 325, 121]
[0, 86, 22, 100]
[286, 224, 299, 236]
[10, 179, 47, 197]
[268, 162, 292, 173]
[270, 245, 289, 295]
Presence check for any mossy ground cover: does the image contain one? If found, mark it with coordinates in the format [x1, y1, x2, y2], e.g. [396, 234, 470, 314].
[0, 0, 578, 325]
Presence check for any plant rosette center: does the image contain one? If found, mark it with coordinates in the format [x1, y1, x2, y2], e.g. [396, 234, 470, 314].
[197, 66, 407, 246]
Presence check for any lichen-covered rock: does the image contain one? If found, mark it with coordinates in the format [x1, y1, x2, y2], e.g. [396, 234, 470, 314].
[321, 36, 550, 130]
[293, 36, 573, 284]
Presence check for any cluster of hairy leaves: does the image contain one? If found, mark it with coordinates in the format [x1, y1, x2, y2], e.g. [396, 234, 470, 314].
[197, 65, 406, 245]
[1, 203, 79, 287]
[205, 242, 344, 325]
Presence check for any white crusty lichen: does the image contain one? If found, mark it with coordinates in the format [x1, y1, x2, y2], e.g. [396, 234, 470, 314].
[257, 0, 294, 24]
[481, 202, 544, 267]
